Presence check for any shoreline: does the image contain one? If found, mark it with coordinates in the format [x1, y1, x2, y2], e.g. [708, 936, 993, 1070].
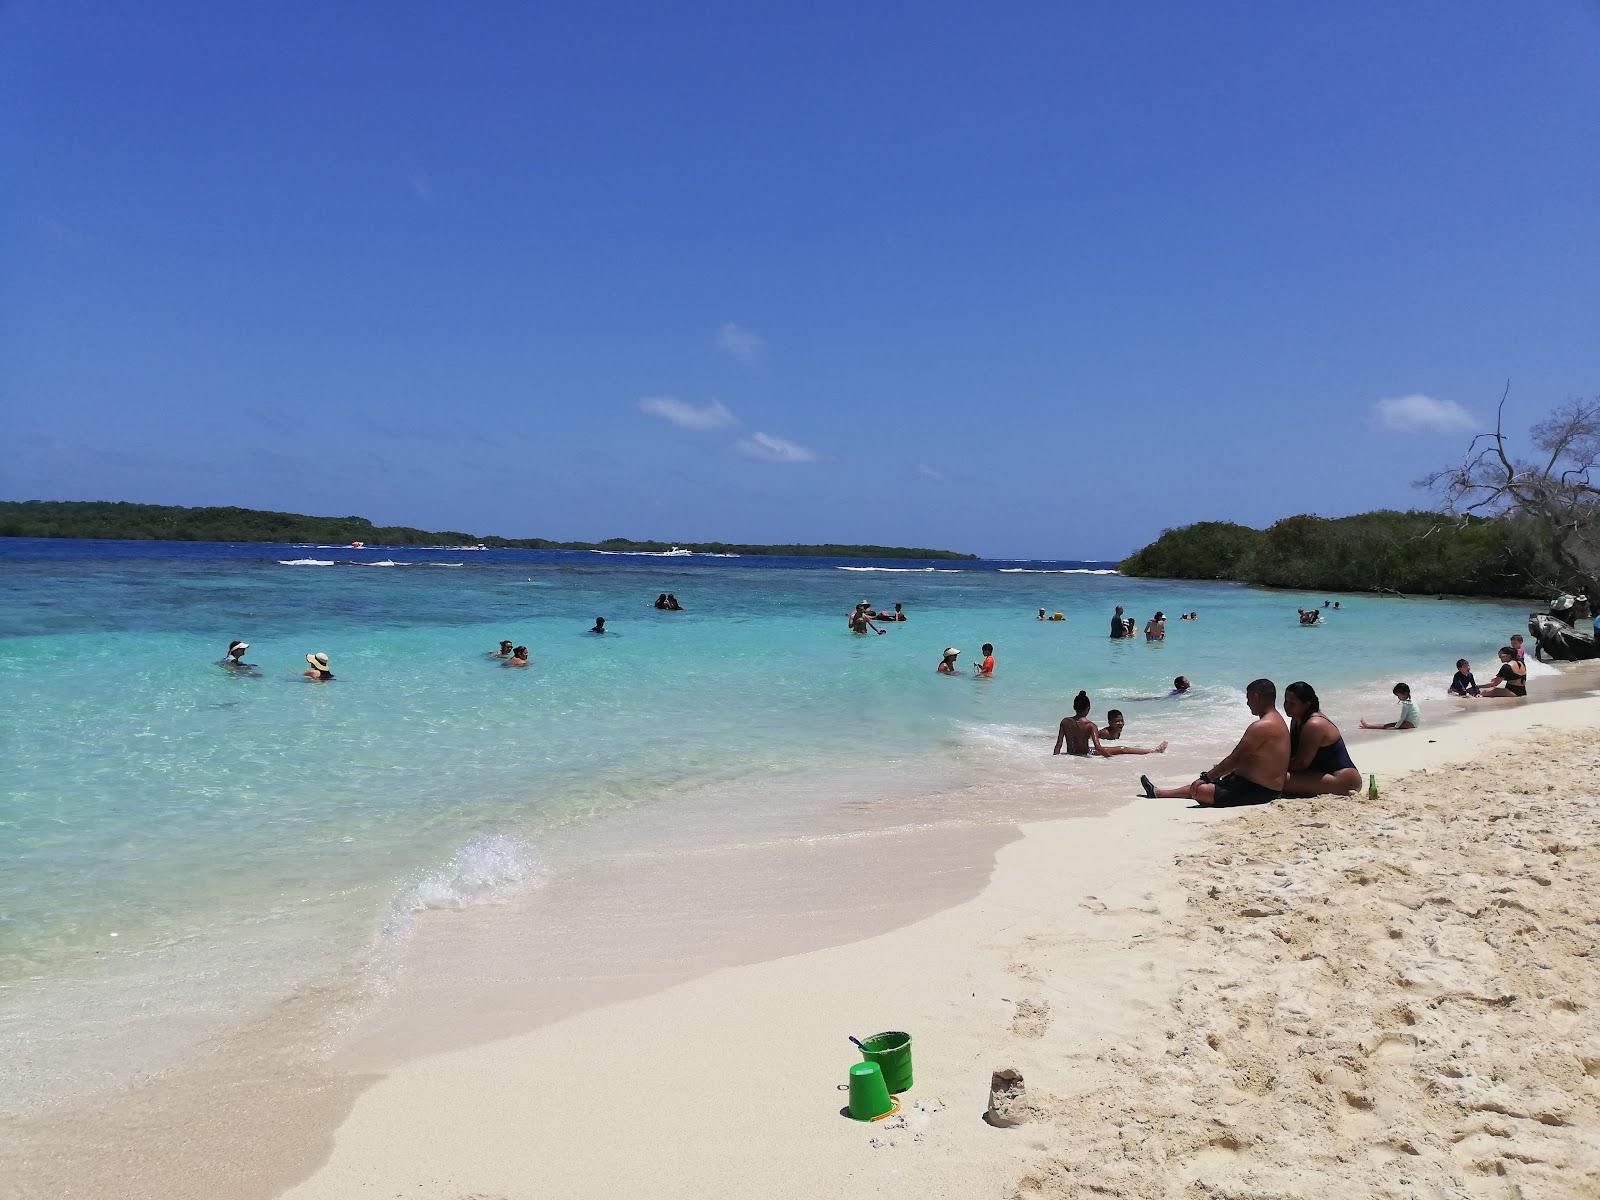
[278, 687, 1599, 1199]
[8, 669, 1596, 1199]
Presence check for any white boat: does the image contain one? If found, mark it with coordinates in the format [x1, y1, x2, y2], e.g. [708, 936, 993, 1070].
[664, 546, 692, 556]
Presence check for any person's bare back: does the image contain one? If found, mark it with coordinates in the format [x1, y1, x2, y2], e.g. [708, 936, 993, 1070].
[1232, 708, 1290, 791]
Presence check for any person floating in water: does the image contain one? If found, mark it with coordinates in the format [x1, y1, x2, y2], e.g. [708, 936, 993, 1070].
[1109, 605, 1127, 639]
[1360, 682, 1419, 729]
[590, 617, 606, 634]
[1476, 647, 1527, 698]
[303, 652, 334, 682]
[1170, 676, 1191, 696]
[504, 645, 529, 667]
[665, 594, 683, 611]
[1281, 681, 1361, 796]
[1297, 608, 1321, 626]
[219, 640, 256, 672]
[1145, 611, 1166, 641]
[1140, 678, 1288, 807]
[653, 594, 669, 610]
[974, 642, 995, 677]
[1038, 608, 1047, 621]
[937, 647, 960, 674]
[875, 602, 906, 622]
[1448, 659, 1480, 696]
[491, 639, 515, 658]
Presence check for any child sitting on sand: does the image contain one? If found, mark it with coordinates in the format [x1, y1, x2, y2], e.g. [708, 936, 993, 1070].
[1360, 682, 1418, 730]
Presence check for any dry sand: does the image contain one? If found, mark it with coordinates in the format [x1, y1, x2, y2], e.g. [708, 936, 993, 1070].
[281, 694, 1600, 1200]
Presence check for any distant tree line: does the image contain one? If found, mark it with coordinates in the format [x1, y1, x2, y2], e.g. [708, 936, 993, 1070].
[0, 500, 977, 560]
[1118, 510, 1555, 599]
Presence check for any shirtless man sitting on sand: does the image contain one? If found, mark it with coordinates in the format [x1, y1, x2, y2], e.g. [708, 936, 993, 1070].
[1139, 678, 1288, 806]
[1054, 692, 1168, 758]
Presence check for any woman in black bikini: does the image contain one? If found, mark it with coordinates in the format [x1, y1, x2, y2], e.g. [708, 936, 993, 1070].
[1282, 681, 1362, 796]
[1477, 646, 1527, 697]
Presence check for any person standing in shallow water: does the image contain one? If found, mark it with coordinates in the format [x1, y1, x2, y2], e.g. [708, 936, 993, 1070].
[1110, 606, 1126, 639]
[974, 643, 995, 677]
[589, 617, 606, 634]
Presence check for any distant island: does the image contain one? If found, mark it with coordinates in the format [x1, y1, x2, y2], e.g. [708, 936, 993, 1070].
[0, 500, 979, 561]
[1119, 510, 1549, 599]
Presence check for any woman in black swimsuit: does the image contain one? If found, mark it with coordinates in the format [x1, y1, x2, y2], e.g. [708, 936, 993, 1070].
[1282, 681, 1362, 796]
[1477, 647, 1528, 697]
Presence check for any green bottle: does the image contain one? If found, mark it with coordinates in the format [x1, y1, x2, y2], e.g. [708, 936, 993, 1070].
[1367, 773, 1378, 800]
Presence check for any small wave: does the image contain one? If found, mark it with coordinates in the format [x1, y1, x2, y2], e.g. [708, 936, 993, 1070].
[997, 568, 1119, 575]
[390, 833, 541, 925]
[836, 566, 963, 573]
[278, 558, 336, 566]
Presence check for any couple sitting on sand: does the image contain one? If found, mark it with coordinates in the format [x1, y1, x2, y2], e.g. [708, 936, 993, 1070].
[1053, 692, 1168, 758]
[1139, 679, 1361, 806]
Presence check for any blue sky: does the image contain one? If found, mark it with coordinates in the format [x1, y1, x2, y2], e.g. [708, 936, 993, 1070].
[4, 3, 1598, 558]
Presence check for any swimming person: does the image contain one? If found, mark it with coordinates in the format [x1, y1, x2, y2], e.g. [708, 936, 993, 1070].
[303, 652, 334, 682]
[1477, 647, 1528, 697]
[219, 640, 255, 671]
[974, 643, 995, 677]
[1281, 681, 1362, 797]
[1170, 676, 1191, 696]
[653, 594, 669, 610]
[937, 647, 960, 674]
[880, 602, 907, 622]
[1139, 678, 1288, 807]
[1145, 611, 1166, 641]
[1038, 608, 1047, 621]
[504, 646, 529, 667]
[1110, 605, 1126, 639]
[590, 617, 606, 634]
[1448, 659, 1480, 696]
[665, 594, 683, 611]
[1360, 682, 1420, 729]
[491, 639, 515, 658]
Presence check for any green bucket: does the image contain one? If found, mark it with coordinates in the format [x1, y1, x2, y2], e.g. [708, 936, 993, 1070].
[859, 1031, 913, 1094]
[847, 1062, 893, 1121]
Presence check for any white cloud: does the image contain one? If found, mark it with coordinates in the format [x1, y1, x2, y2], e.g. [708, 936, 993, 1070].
[638, 395, 737, 431]
[1373, 393, 1477, 434]
[736, 432, 817, 463]
[917, 463, 945, 481]
[716, 322, 766, 365]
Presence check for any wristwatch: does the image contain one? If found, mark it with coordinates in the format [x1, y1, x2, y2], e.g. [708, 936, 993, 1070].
[1198, 771, 1211, 784]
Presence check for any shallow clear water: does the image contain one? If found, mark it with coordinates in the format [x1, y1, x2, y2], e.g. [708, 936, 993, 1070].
[0, 538, 1536, 1102]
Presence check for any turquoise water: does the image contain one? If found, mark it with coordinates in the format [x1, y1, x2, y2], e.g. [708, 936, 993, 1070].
[0, 539, 1537, 1103]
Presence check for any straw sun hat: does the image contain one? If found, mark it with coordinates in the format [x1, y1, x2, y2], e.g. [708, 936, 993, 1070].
[306, 652, 331, 671]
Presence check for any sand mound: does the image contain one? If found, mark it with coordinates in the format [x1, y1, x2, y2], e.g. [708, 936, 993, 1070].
[1017, 728, 1600, 1199]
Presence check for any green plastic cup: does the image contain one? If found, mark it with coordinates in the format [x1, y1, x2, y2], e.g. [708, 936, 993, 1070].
[848, 1061, 893, 1121]
[859, 1031, 913, 1094]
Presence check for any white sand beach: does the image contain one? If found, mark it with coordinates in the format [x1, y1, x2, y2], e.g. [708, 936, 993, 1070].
[280, 691, 1600, 1200]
